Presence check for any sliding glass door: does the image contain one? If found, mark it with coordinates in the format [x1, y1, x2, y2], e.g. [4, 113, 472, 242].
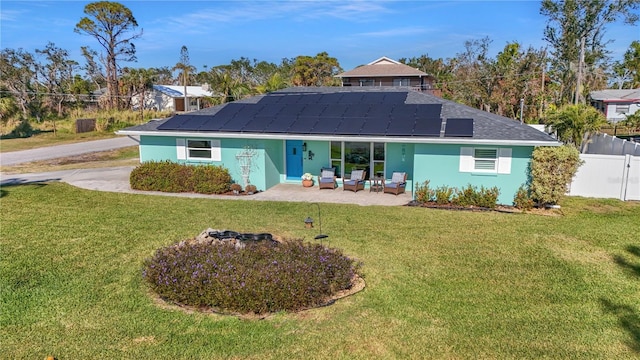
[331, 141, 385, 179]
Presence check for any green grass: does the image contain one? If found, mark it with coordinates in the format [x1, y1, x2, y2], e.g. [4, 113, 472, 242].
[0, 130, 118, 152]
[1, 184, 639, 359]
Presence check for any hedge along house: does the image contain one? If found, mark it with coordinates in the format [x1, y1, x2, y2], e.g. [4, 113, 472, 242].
[117, 87, 560, 204]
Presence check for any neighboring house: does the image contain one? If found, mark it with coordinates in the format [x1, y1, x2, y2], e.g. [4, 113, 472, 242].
[335, 56, 438, 95]
[132, 84, 214, 112]
[589, 89, 640, 123]
[117, 87, 560, 204]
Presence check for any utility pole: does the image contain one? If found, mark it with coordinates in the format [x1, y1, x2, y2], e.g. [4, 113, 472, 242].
[575, 37, 585, 105]
[520, 98, 524, 123]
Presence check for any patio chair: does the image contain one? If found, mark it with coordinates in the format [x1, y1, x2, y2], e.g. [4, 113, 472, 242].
[318, 167, 337, 190]
[383, 172, 407, 195]
[343, 169, 366, 192]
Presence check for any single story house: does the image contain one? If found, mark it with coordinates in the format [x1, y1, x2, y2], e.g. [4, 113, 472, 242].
[589, 89, 640, 123]
[335, 56, 438, 95]
[117, 87, 560, 204]
[132, 84, 214, 112]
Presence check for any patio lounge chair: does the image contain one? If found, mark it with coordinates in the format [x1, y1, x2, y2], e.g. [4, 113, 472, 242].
[383, 172, 407, 195]
[343, 169, 366, 192]
[318, 167, 337, 189]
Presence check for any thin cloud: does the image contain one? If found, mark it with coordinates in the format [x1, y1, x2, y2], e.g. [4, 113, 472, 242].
[356, 26, 432, 38]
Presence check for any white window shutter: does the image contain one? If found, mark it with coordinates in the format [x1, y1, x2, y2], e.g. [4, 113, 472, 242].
[176, 138, 186, 160]
[459, 147, 473, 172]
[497, 148, 512, 174]
[210, 139, 221, 161]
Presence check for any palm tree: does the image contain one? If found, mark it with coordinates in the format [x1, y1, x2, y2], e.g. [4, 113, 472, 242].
[546, 104, 606, 150]
[256, 73, 288, 94]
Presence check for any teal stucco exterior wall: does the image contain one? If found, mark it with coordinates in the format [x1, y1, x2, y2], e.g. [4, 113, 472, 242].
[139, 135, 284, 191]
[413, 143, 534, 205]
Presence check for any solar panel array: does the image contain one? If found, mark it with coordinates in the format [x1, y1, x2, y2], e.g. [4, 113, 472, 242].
[158, 91, 474, 137]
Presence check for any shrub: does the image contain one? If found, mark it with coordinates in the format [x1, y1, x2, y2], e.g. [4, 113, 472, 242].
[451, 184, 479, 207]
[230, 183, 242, 192]
[451, 184, 499, 208]
[142, 239, 360, 314]
[191, 165, 231, 194]
[434, 185, 454, 205]
[414, 180, 434, 203]
[130, 161, 231, 194]
[529, 146, 583, 206]
[475, 186, 500, 209]
[245, 184, 257, 193]
[513, 185, 534, 211]
[8, 120, 34, 138]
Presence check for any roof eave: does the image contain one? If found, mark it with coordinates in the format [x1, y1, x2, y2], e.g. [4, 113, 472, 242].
[116, 129, 560, 147]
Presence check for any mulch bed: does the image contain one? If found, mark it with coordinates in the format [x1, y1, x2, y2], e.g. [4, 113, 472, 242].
[405, 201, 561, 216]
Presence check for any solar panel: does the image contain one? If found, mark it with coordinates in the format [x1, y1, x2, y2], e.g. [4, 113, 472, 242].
[220, 115, 253, 132]
[241, 116, 271, 132]
[338, 92, 363, 104]
[264, 116, 297, 133]
[416, 104, 442, 119]
[413, 117, 442, 137]
[258, 103, 285, 117]
[322, 104, 348, 117]
[257, 94, 283, 104]
[359, 117, 390, 135]
[199, 116, 225, 131]
[299, 103, 327, 117]
[367, 103, 394, 116]
[343, 104, 369, 118]
[279, 103, 307, 117]
[172, 115, 209, 131]
[386, 118, 416, 136]
[444, 118, 474, 137]
[288, 116, 319, 134]
[391, 104, 416, 118]
[157, 114, 190, 130]
[335, 118, 366, 135]
[383, 92, 407, 104]
[312, 117, 342, 134]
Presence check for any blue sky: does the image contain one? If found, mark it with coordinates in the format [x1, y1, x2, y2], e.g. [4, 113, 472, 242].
[1, 0, 638, 73]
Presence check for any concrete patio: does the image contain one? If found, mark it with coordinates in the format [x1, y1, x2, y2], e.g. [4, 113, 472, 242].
[1, 166, 413, 207]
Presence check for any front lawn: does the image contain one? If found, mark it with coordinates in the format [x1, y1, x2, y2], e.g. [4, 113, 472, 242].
[1, 183, 639, 359]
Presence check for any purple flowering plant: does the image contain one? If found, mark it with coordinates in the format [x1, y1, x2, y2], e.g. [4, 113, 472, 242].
[142, 239, 360, 314]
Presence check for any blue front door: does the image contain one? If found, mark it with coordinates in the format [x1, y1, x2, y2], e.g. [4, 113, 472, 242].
[286, 140, 303, 180]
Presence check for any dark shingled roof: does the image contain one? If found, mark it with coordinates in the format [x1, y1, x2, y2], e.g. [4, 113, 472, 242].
[122, 87, 558, 144]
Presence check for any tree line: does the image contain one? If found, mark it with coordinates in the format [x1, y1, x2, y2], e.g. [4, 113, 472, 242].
[1, 0, 639, 132]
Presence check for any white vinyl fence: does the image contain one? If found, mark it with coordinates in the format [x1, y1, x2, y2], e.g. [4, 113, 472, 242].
[569, 154, 639, 201]
[583, 133, 640, 156]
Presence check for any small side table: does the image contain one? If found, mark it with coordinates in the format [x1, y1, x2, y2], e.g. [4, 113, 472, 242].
[369, 178, 383, 193]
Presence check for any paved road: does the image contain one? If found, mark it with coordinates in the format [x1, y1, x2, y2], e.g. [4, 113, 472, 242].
[0, 136, 139, 166]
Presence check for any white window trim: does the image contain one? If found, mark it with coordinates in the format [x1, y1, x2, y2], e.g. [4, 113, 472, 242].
[459, 147, 511, 174]
[176, 138, 221, 161]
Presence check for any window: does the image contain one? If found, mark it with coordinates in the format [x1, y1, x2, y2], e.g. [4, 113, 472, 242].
[474, 148, 498, 171]
[616, 104, 630, 114]
[393, 78, 411, 87]
[176, 138, 221, 161]
[187, 140, 212, 159]
[459, 147, 511, 174]
[359, 79, 374, 87]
